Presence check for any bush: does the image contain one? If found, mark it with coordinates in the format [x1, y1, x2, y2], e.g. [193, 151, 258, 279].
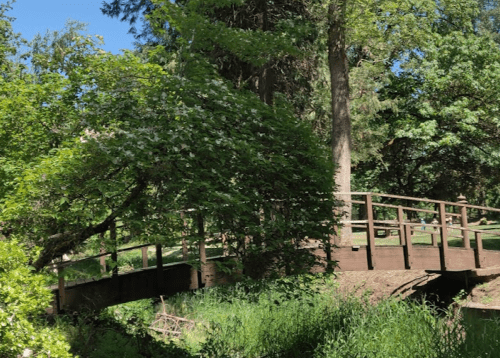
[0, 240, 72, 358]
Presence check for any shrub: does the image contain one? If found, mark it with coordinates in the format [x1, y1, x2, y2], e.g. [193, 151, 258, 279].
[0, 240, 72, 358]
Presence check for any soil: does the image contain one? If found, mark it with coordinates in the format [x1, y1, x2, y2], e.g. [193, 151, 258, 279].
[332, 269, 500, 309]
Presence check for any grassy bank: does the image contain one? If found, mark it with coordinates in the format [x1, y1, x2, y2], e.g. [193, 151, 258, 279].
[51, 273, 500, 358]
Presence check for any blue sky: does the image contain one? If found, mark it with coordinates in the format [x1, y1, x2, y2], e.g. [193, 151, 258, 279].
[8, 0, 138, 54]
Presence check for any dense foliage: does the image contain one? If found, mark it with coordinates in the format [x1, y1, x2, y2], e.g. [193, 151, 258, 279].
[100, 0, 500, 207]
[0, 3, 336, 274]
[0, 241, 72, 357]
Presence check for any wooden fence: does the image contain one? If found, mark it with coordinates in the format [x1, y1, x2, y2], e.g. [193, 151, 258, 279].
[331, 192, 500, 272]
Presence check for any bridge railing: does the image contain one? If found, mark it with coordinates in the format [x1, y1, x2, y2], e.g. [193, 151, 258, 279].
[46, 224, 227, 310]
[335, 192, 500, 270]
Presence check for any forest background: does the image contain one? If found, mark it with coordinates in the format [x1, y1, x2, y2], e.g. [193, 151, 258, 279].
[2, 0, 500, 356]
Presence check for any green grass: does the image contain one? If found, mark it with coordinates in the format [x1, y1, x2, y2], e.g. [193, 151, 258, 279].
[352, 223, 500, 250]
[55, 273, 500, 358]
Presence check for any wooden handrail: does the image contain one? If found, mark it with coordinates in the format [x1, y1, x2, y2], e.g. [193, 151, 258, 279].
[371, 202, 439, 214]
[47, 243, 154, 269]
[336, 192, 500, 213]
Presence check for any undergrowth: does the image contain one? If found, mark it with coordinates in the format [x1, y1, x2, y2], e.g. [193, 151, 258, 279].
[54, 273, 500, 358]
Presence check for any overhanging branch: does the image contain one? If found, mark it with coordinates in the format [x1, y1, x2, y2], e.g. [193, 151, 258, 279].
[33, 178, 147, 271]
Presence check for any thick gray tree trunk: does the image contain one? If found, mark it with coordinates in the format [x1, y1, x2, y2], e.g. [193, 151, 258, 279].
[328, 0, 352, 245]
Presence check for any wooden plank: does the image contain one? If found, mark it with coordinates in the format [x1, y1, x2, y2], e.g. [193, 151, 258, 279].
[373, 202, 438, 214]
[467, 228, 500, 236]
[412, 247, 442, 270]
[439, 202, 449, 271]
[482, 250, 500, 268]
[344, 224, 368, 229]
[141, 247, 148, 268]
[365, 194, 376, 269]
[331, 246, 370, 271]
[445, 248, 476, 270]
[340, 220, 368, 224]
[469, 266, 500, 278]
[373, 246, 406, 270]
[331, 246, 409, 271]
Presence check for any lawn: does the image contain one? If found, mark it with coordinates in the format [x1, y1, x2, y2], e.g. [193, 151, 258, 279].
[352, 223, 500, 250]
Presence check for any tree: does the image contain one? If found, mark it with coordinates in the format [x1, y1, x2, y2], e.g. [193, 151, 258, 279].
[354, 26, 500, 205]
[1, 24, 336, 274]
[327, 0, 352, 243]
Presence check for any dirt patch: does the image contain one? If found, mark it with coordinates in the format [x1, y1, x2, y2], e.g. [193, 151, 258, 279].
[333, 270, 437, 304]
[332, 270, 500, 308]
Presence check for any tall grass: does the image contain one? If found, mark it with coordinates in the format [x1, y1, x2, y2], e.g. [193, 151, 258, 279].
[159, 275, 444, 357]
[57, 273, 500, 357]
[160, 274, 500, 358]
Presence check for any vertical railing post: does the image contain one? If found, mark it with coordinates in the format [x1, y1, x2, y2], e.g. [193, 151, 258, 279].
[110, 221, 118, 278]
[141, 246, 148, 268]
[221, 233, 228, 256]
[438, 202, 449, 271]
[99, 250, 107, 274]
[197, 213, 207, 286]
[156, 244, 164, 292]
[57, 265, 65, 312]
[364, 193, 376, 269]
[397, 206, 405, 245]
[475, 232, 485, 268]
[332, 209, 341, 246]
[458, 195, 470, 249]
[404, 224, 413, 269]
[182, 238, 189, 261]
[181, 212, 189, 261]
[431, 231, 438, 246]
[99, 234, 106, 274]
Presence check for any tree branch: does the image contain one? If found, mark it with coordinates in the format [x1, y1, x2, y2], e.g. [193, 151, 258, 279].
[33, 177, 147, 271]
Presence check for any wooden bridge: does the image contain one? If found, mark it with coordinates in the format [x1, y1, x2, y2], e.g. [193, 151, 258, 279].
[49, 192, 500, 313]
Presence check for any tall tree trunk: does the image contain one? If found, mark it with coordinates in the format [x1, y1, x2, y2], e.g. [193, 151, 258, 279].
[328, 0, 352, 245]
[257, 0, 275, 105]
